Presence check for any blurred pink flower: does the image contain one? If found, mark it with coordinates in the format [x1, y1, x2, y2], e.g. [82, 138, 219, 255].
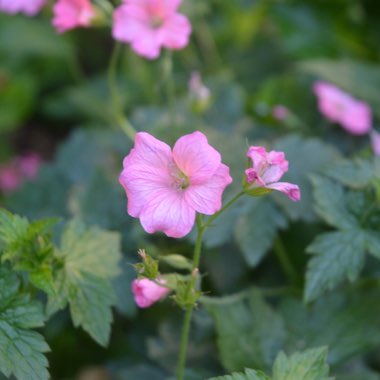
[189, 71, 211, 103]
[112, 0, 192, 59]
[16, 153, 41, 179]
[0, 0, 47, 15]
[272, 105, 289, 121]
[370, 130, 380, 156]
[119, 131, 232, 238]
[132, 278, 170, 308]
[52, 0, 96, 33]
[0, 153, 41, 194]
[245, 146, 300, 202]
[313, 81, 372, 135]
[0, 166, 21, 193]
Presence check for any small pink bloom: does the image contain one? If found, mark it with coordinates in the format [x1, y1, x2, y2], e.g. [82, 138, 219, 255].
[272, 105, 289, 121]
[245, 146, 300, 202]
[313, 81, 372, 135]
[52, 0, 96, 33]
[0, 166, 21, 193]
[370, 130, 380, 156]
[0, 0, 47, 15]
[16, 153, 41, 179]
[189, 71, 211, 103]
[112, 0, 192, 59]
[132, 278, 170, 308]
[119, 131, 232, 238]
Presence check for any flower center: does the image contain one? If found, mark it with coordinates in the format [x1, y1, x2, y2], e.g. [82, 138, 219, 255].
[150, 16, 164, 29]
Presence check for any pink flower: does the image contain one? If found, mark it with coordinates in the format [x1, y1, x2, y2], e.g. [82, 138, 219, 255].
[16, 153, 41, 179]
[112, 0, 192, 59]
[313, 81, 372, 135]
[132, 278, 170, 308]
[0, 0, 47, 16]
[0, 153, 41, 194]
[189, 71, 211, 103]
[370, 130, 380, 156]
[0, 166, 21, 193]
[245, 146, 300, 202]
[272, 105, 289, 121]
[119, 131, 232, 238]
[52, 0, 96, 33]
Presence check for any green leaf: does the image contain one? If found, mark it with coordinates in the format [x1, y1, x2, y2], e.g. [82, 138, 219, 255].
[0, 268, 49, 380]
[208, 368, 270, 380]
[273, 135, 340, 222]
[272, 347, 331, 380]
[280, 290, 380, 366]
[365, 231, 380, 260]
[160, 254, 193, 270]
[305, 231, 366, 303]
[203, 289, 285, 372]
[235, 199, 288, 267]
[324, 159, 374, 189]
[311, 176, 358, 229]
[47, 219, 122, 346]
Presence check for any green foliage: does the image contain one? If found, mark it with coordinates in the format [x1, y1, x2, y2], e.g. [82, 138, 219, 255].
[305, 231, 365, 303]
[209, 368, 270, 380]
[203, 289, 285, 372]
[47, 219, 121, 346]
[305, 167, 380, 302]
[272, 347, 331, 380]
[235, 199, 288, 267]
[208, 347, 331, 380]
[0, 209, 58, 295]
[281, 290, 380, 366]
[0, 267, 49, 380]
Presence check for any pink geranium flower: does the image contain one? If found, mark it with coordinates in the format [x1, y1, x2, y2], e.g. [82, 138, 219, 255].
[245, 146, 301, 202]
[112, 0, 192, 59]
[52, 0, 96, 33]
[313, 81, 372, 135]
[0, 0, 47, 16]
[119, 131, 232, 238]
[132, 278, 170, 308]
[272, 105, 289, 121]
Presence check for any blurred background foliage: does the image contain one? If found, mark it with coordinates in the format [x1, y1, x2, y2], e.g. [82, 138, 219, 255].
[1, 0, 380, 379]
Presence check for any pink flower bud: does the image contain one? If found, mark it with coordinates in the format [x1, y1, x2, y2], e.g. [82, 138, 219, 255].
[131, 278, 170, 308]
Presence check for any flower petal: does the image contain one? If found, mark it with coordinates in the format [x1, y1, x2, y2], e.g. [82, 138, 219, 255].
[161, 13, 191, 50]
[139, 189, 195, 238]
[119, 132, 173, 217]
[266, 182, 301, 202]
[185, 163, 232, 215]
[173, 131, 221, 184]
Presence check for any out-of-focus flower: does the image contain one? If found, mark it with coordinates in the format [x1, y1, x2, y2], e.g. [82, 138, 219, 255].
[16, 153, 41, 179]
[189, 71, 211, 103]
[313, 81, 372, 135]
[119, 131, 232, 238]
[370, 130, 380, 156]
[0, 166, 21, 193]
[0, 153, 41, 194]
[272, 105, 289, 121]
[244, 146, 300, 202]
[132, 278, 170, 308]
[112, 0, 192, 59]
[52, 0, 96, 33]
[0, 0, 47, 16]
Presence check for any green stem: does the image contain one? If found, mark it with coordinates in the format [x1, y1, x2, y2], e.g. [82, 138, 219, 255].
[177, 215, 205, 380]
[273, 237, 297, 284]
[107, 42, 136, 141]
[163, 50, 176, 126]
[203, 191, 245, 229]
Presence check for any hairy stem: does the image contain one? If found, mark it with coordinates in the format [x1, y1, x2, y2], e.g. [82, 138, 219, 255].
[273, 236, 298, 284]
[107, 42, 136, 141]
[176, 215, 205, 380]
